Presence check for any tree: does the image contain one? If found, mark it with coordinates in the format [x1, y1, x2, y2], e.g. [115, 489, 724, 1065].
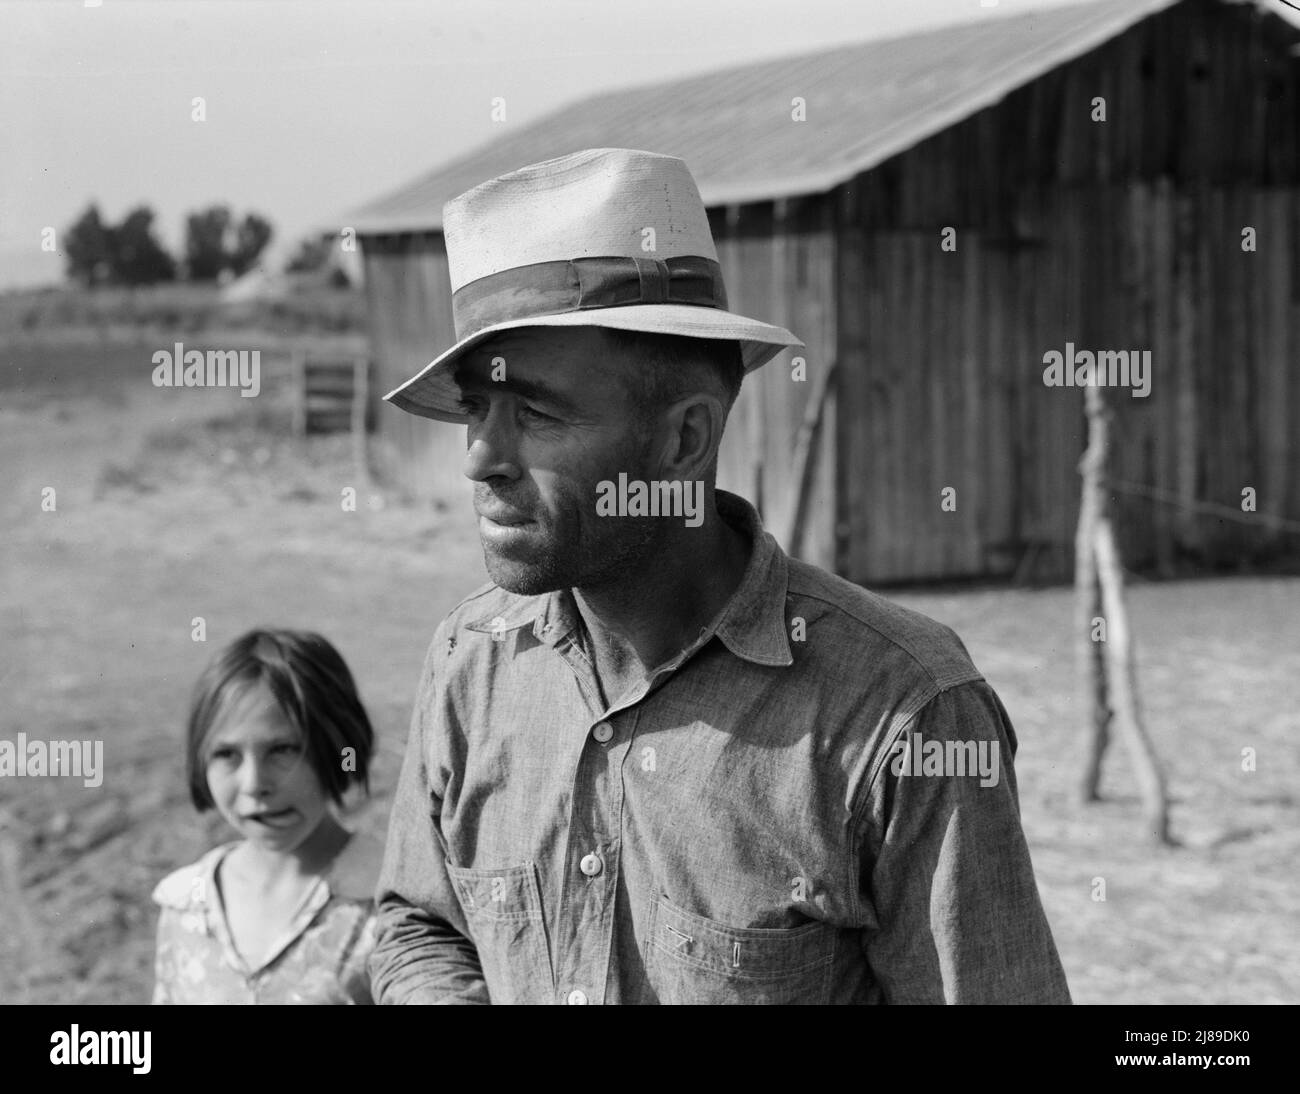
[111, 206, 176, 284]
[230, 213, 273, 276]
[183, 206, 273, 280]
[184, 205, 233, 281]
[286, 232, 351, 286]
[63, 204, 114, 286]
[286, 233, 331, 274]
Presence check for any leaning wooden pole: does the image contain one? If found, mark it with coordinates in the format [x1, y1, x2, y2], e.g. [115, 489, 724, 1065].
[1076, 386, 1110, 802]
[1078, 382, 1171, 844]
[785, 359, 837, 559]
[1094, 513, 1170, 844]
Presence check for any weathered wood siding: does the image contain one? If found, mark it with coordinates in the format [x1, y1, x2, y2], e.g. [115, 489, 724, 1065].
[362, 232, 465, 502]
[835, 0, 1300, 583]
[710, 197, 839, 571]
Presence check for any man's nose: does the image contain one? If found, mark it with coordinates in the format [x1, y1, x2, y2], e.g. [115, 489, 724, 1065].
[463, 403, 521, 482]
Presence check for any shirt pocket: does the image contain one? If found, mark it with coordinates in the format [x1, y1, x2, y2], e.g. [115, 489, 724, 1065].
[644, 895, 835, 1005]
[445, 861, 553, 1004]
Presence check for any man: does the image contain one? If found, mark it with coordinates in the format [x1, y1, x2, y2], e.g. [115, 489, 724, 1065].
[370, 147, 1071, 1004]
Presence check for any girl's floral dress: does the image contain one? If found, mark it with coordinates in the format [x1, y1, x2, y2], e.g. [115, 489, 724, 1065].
[151, 836, 379, 1004]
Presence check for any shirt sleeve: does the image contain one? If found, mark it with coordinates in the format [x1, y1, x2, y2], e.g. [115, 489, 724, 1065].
[854, 679, 1072, 1004]
[370, 629, 491, 1004]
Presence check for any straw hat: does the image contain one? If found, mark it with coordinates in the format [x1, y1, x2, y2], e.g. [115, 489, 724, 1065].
[384, 147, 803, 422]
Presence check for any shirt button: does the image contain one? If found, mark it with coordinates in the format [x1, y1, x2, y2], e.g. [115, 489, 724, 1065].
[566, 989, 588, 1005]
[579, 852, 603, 877]
[591, 722, 613, 743]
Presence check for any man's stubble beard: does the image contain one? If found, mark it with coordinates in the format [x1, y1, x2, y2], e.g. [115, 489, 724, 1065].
[482, 508, 660, 596]
[481, 430, 662, 597]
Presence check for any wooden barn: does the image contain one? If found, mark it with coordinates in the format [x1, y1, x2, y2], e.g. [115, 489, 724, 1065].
[349, 0, 1300, 584]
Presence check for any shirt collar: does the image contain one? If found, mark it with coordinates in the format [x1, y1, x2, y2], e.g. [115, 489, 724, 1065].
[464, 584, 574, 646]
[464, 489, 792, 668]
[709, 490, 794, 667]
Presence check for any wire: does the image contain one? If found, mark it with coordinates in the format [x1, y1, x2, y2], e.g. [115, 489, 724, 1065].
[1109, 479, 1300, 535]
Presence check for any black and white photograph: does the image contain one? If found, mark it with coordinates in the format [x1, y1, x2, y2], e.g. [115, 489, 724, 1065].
[1, 0, 1297, 1039]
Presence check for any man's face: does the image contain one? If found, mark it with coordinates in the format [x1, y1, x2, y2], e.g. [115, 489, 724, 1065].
[454, 326, 661, 595]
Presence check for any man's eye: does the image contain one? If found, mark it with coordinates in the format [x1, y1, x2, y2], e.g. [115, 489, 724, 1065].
[519, 405, 551, 422]
[455, 397, 487, 417]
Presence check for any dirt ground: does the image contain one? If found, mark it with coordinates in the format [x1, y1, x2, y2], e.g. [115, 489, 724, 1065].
[1, 336, 1297, 1004]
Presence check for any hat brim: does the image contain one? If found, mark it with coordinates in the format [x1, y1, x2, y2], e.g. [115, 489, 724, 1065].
[383, 304, 804, 423]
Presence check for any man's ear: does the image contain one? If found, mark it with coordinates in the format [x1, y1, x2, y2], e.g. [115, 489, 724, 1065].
[658, 392, 727, 480]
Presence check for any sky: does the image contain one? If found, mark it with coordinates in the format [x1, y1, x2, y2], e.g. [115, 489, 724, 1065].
[1, 0, 1288, 292]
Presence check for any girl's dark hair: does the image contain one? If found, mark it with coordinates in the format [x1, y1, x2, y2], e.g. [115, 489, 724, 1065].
[186, 628, 374, 811]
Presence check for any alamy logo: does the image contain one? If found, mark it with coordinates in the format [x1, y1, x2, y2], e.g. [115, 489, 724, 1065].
[50, 1026, 150, 1074]
[0, 733, 103, 788]
[1042, 343, 1151, 397]
[151, 342, 261, 397]
[595, 473, 702, 527]
[888, 732, 1000, 788]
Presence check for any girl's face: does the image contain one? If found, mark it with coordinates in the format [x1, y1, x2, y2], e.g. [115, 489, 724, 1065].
[204, 683, 332, 855]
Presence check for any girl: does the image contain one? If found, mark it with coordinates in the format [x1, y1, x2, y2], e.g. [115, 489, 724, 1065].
[152, 628, 381, 1004]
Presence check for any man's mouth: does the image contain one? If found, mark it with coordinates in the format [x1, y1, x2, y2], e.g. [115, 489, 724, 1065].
[242, 807, 299, 829]
[477, 507, 533, 527]
[474, 490, 536, 527]
[478, 512, 538, 540]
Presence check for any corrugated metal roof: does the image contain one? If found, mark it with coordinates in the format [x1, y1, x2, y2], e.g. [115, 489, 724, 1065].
[349, 0, 1183, 234]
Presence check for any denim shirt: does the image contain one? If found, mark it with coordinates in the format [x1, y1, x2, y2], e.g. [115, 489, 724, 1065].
[371, 491, 1071, 1004]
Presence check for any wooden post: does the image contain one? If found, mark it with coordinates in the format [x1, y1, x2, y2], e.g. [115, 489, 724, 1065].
[1094, 511, 1170, 844]
[352, 356, 372, 489]
[1077, 381, 1171, 844]
[290, 349, 306, 439]
[1076, 385, 1109, 801]
[785, 358, 837, 558]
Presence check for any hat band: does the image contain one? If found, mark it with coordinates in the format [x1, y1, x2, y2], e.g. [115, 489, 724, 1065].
[452, 255, 728, 340]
